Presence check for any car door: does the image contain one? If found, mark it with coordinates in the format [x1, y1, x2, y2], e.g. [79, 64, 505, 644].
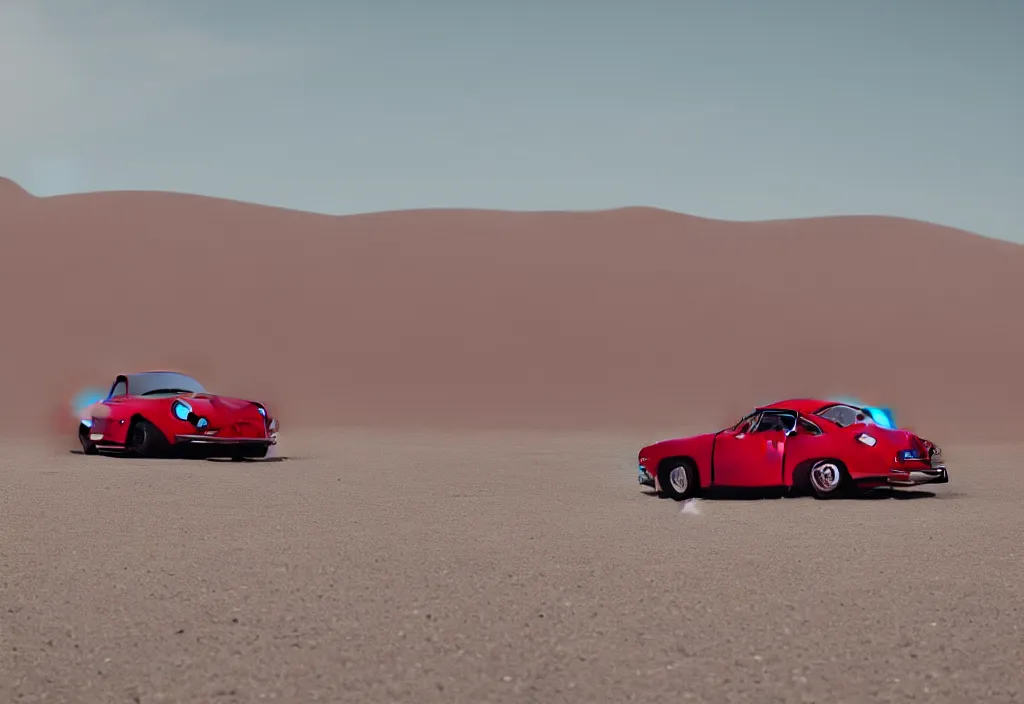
[713, 410, 792, 487]
[778, 416, 836, 486]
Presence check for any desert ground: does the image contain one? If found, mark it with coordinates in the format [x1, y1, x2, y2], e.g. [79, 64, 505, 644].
[2, 179, 1023, 702]
[3, 430, 1023, 703]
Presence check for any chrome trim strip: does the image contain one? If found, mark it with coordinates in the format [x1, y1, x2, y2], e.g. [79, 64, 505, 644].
[174, 434, 276, 445]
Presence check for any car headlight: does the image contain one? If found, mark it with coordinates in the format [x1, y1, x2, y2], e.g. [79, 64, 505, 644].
[171, 399, 193, 421]
[856, 433, 877, 447]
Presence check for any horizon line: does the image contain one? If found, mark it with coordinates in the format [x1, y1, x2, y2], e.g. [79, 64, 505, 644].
[0, 176, 1010, 244]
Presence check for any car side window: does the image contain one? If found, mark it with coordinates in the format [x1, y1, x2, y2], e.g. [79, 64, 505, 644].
[819, 405, 859, 428]
[752, 411, 796, 433]
[797, 418, 822, 435]
[110, 380, 127, 398]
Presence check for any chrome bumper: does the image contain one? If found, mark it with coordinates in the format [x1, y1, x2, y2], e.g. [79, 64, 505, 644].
[887, 464, 948, 486]
[175, 434, 277, 446]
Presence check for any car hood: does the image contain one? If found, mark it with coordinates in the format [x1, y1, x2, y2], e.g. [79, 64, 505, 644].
[641, 431, 718, 455]
[100, 392, 264, 425]
[179, 393, 262, 420]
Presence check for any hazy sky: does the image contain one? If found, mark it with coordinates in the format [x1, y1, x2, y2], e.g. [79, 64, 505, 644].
[2, 1, 1021, 241]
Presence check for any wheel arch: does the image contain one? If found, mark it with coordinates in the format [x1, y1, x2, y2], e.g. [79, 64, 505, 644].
[127, 412, 171, 444]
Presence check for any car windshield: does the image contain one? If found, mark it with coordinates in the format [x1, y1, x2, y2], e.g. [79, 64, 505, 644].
[125, 372, 206, 397]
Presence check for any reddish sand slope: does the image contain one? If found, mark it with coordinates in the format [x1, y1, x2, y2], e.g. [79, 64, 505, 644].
[2, 178, 1022, 441]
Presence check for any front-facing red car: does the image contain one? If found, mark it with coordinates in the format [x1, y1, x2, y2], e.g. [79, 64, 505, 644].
[78, 370, 279, 460]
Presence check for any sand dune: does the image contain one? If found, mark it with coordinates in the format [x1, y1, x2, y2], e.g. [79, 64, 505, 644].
[2, 178, 1022, 442]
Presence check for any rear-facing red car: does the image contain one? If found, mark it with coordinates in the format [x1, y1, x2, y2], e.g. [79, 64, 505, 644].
[77, 370, 279, 460]
[638, 398, 948, 500]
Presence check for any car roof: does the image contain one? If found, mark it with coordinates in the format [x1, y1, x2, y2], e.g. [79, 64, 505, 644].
[119, 370, 207, 395]
[122, 370, 200, 381]
[756, 398, 842, 415]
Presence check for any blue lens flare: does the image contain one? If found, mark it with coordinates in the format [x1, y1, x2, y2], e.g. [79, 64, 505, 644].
[864, 406, 897, 429]
[70, 387, 107, 418]
[832, 396, 897, 429]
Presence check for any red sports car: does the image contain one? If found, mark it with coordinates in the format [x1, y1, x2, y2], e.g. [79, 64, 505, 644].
[638, 398, 948, 500]
[77, 370, 279, 460]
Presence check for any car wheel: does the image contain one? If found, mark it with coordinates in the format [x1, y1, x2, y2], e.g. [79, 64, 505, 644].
[78, 423, 98, 455]
[658, 458, 698, 501]
[125, 419, 168, 458]
[808, 460, 847, 499]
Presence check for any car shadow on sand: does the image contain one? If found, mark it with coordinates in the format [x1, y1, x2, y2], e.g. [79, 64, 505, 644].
[640, 487, 938, 501]
[69, 449, 293, 463]
[204, 456, 291, 463]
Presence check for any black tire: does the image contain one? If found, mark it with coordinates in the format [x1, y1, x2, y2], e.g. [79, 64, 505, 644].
[78, 423, 98, 455]
[806, 459, 851, 499]
[658, 458, 698, 501]
[125, 418, 168, 458]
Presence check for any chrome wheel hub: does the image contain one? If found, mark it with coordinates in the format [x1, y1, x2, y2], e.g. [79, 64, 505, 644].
[810, 461, 841, 493]
[668, 466, 689, 494]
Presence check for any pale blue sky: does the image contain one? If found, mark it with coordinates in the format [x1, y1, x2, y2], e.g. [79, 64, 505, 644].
[2, 1, 1021, 241]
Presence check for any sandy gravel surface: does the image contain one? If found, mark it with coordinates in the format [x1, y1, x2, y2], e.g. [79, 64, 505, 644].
[3, 429, 1021, 703]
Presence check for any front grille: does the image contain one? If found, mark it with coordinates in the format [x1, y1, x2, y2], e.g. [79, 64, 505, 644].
[227, 421, 263, 437]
